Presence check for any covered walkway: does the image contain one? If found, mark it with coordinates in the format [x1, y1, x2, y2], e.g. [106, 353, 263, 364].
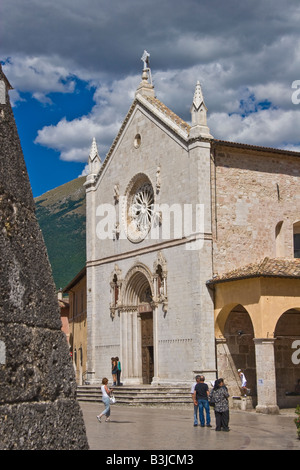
[207, 257, 300, 413]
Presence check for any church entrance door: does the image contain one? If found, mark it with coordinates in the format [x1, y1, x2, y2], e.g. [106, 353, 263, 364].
[122, 266, 156, 385]
[139, 305, 154, 384]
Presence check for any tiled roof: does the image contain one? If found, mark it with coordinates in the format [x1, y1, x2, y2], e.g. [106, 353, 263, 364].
[212, 139, 300, 157]
[144, 95, 191, 134]
[207, 257, 300, 285]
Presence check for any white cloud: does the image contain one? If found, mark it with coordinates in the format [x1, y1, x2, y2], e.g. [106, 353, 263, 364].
[209, 107, 300, 148]
[3, 55, 76, 104]
[34, 73, 140, 162]
[3, 0, 300, 166]
[33, 63, 300, 164]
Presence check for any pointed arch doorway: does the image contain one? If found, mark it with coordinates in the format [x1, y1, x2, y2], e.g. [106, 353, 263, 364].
[120, 265, 156, 385]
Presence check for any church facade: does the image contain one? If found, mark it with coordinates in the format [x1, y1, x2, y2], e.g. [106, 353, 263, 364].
[85, 62, 300, 413]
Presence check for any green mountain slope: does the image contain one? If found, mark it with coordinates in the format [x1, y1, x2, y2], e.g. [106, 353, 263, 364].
[34, 176, 86, 290]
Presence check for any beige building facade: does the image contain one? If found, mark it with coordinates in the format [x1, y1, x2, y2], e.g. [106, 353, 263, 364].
[63, 267, 87, 385]
[85, 61, 300, 413]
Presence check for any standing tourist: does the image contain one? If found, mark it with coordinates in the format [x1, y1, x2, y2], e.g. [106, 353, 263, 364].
[191, 375, 201, 426]
[211, 378, 230, 432]
[111, 357, 118, 386]
[193, 375, 212, 428]
[97, 378, 114, 423]
[116, 356, 122, 386]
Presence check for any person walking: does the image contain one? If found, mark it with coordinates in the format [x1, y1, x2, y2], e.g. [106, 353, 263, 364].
[191, 375, 201, 426]
[97, 377, 114, 423]
[210, 378, 230, 432]
[238, 369, 247, 396]
[193, 375, 212, 428]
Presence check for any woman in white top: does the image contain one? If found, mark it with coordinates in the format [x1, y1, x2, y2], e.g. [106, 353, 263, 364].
[97, 377, 113, 422]
[238, 369, 247, 396]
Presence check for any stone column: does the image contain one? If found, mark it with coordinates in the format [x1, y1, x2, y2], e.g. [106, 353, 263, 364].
[254, 338, 279, 414]
[137, 313, 142, 381]
[120, 311, 128, 381]
[127, 311, 133, 378]
[132, 310, 138, 377]
[152, 305, 159, 384]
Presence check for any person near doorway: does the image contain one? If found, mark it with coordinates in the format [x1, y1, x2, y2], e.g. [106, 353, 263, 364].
[238, 369, 247, 396]
[210, 378, 230, 432]
[116, 356, 122, 386]
[193, 375, 212, 427]
[111, 357, 118, 386]
[191, 375, 201, 426]
[97, 377, 114, 423]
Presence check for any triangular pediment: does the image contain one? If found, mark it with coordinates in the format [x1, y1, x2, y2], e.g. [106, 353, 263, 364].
[93, 93, 191, 186]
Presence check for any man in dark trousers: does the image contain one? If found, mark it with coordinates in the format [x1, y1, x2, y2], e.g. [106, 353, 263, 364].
[193, 375, 212, 427]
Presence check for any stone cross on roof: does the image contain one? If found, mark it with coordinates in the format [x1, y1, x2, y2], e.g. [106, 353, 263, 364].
[141, 50, 150, 70]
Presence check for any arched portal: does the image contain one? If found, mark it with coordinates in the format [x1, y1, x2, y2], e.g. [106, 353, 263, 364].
[216, 304, 256, 397]
[120, 263, 156, 384]
[274, 308, 300, 407]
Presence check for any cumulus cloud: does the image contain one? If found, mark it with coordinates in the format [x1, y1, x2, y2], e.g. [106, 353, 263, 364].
[34, 74, 140, 161]
[3, 55, 76, 104]
[2, 0, 300, 164]
[209, 107, 300, 148]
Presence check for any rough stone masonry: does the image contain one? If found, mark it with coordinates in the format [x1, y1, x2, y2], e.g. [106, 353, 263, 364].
[0, 65, 89, 449]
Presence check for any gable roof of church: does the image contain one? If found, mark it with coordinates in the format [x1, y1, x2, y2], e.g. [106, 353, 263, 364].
[93, 91, 192, 185]
[143, 95, 191, 134]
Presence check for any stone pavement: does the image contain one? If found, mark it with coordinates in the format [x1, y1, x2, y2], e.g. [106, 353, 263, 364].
[80, 402, 299, 452]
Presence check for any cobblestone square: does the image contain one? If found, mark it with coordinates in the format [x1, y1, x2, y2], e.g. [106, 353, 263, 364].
[80, 403, 299, 451]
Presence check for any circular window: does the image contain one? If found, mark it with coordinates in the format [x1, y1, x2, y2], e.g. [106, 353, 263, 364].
[124, 175, 154, 242]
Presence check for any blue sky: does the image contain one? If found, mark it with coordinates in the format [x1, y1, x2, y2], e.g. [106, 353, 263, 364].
[12, 77, 96, 197]
[2, 0, 300, 197]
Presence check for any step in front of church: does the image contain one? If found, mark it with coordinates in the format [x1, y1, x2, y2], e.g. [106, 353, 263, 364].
[76, 384, 193, 407]
[76, 384, 255, 409]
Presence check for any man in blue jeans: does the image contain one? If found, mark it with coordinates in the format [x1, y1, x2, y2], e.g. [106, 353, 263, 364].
[191, 375, 201, 426]
[193, 375, 212, 427]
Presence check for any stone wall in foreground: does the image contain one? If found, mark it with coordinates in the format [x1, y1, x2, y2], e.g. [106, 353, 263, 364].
[0, 65, 88, 450]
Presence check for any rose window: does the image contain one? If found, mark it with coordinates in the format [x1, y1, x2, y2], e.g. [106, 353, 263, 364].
[125, 179, 154, 242]
[130, 183, 154, 231]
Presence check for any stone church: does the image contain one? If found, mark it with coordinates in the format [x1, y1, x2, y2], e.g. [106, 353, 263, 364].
[85, 57, 300, 413]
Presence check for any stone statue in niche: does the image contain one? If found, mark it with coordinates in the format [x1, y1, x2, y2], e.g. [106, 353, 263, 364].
[156, 165, 161, 193]
[114, 183, 120, 203]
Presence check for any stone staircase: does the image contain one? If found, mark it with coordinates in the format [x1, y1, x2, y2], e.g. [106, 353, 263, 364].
[76, 384, 192, 408]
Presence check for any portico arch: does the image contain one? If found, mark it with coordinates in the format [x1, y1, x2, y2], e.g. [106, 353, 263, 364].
[216, 304, 256, 397]
[274, 308, 300, 407]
